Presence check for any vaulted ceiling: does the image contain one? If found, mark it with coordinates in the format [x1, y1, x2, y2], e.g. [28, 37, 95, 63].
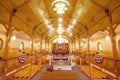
[0, 0, 120, 41]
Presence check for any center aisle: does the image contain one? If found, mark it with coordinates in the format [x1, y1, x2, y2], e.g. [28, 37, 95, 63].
[32, 65, 90, 80]
[39, 71, 81, 80]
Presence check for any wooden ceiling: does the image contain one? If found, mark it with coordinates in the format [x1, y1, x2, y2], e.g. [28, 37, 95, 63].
[0, 0, 120, 40]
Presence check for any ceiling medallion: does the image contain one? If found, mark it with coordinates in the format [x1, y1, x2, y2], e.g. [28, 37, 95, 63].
[52, 0, 69, 14]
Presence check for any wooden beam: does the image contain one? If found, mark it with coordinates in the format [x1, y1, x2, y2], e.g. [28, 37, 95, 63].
[80, 2, 120, 37]
[15, 0, 31, 9]
[90, 0, 106, 9]
[0, 1, 12, 12]
[0, 1, 33, 32]
[110, 2, 120, 12]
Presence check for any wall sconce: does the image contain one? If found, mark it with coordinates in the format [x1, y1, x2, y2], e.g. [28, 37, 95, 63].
[12, 35, 16, 41]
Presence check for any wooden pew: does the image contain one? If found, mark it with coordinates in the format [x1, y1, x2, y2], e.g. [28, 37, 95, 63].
[81, 65, 107, 79]
[24, 64, 43, 78]
[39, 71, 81, 80]
[14, 63, 43, 79]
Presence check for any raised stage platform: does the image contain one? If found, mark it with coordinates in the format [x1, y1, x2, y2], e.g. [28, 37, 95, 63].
[53, 65, 72, 70]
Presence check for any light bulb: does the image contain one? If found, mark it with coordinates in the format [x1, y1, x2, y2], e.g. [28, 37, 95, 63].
[12, 35, 16, 41]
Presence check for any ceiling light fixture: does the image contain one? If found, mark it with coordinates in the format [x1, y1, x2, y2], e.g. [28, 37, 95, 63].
[72, 18, 76, 25]
[68, 25, 73, 29]
[57, 26, 64, 34]
[45, 19, 49, 25]
[58, 17, 63, 23]
[47, 24, 52, 29]
[52, 0, 69, 14]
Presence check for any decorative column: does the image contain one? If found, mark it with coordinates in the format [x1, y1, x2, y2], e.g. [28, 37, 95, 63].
[30, 37, 34, 54]
[2, 26, 14, 80]
[85, 27, 93, 79]
[39, 39, 41, 52]
[107, 25, 119, 79]
[44, 39, 46, 52]
[79, 38, 81, 54]
[72, 41, 74, 52]
[87, 35, 90, 54]
[29, 37, 34, 80]
[107, 26, 118, 59]
[74, 40, 76, 52]
[105, 8, 119, 79]
[86, 27, 90, 55]
[105, 8, 119, 60]
[2, 13, 14, 80]
[48, 41, 49, 53]
[75, 40, 77, 53]
[2, 26, 13, 59]
[40, 38, 42, 52]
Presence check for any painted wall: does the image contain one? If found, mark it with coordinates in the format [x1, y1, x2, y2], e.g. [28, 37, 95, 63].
[10, 37, 31, 49]
[0, 32, 41, 57]
[90, 37, 112, 51]
[80, 28, 120, 58]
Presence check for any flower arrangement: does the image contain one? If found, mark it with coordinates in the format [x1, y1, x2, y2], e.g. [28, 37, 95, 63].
[51, 60, 71, 65]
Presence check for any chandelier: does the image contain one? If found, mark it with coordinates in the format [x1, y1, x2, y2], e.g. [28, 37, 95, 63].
[52, 0, 69, 14]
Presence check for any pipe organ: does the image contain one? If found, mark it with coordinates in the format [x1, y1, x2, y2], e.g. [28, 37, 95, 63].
[52, 43, 69, 54]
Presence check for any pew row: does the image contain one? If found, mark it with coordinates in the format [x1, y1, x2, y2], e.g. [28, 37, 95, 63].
[39, 71, 81, 80]
[14, 63, 43, 79]
[80, 65, 107, 79]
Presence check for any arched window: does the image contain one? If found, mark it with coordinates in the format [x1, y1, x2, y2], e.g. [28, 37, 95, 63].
[19, 42, 24, 50]
[118, 39, 120, 50]
[0, 38, 3, 49]
[97, 42, 103, 51]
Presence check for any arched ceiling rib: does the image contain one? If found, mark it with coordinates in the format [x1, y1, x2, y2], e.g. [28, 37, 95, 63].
[49, 34, 73, 44]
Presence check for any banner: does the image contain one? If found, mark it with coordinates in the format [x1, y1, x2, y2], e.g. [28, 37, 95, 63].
[18, 56, 27, 63]
[95, 56, 104, 64]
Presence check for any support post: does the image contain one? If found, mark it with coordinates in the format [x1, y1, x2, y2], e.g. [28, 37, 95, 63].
[48, 41, 49, 53]
[29, 37, 34, 80]
[108, 26, 119, 60]
[72, 42, 74, 52]
[86, 27, 92, 80]
[2, 26, 13, 79]
[105, 8, 119, 79]
[79, 38, 81, 54]
[40, 38, 42, 53]
[2, 12, 14, 80]
[107, 25, 119, 79]
[87, 35, 90, 55]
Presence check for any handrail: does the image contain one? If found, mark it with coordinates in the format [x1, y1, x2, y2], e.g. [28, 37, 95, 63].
[79, 54, 120, 79]
[0, 53, 42, 79]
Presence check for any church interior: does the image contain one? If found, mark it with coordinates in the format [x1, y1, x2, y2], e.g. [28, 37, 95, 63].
[0, 0, 120, 80]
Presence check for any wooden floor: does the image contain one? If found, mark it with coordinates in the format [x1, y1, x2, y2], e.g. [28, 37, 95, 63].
[39, 71, 81, 80]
